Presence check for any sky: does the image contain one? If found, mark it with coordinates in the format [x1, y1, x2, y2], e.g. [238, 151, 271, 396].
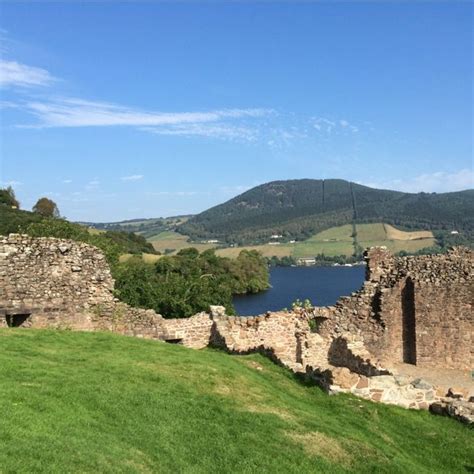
[0, 2, 472, 222]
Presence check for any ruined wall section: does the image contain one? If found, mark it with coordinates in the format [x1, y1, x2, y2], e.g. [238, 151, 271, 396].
[316, 247, 473, 370]
[210, 311, 329, 371]
[0, 234, 115, 329]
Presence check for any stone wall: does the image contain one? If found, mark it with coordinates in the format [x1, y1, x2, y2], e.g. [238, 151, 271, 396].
[1, 234, 472, 416]
[0, 234, 115, 330]
[314, 247, 473, 370]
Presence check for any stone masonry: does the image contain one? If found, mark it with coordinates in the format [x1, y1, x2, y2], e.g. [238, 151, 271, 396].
[1, 234, 473, 420]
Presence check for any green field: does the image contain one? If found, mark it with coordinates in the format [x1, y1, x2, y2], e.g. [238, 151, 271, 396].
[147, 224, 436, 260]
[149, 230, 217, 254]
[0, 330, 472, 473]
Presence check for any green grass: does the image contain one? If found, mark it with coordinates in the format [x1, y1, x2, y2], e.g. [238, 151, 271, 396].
[0, 330, 472, 473]
[355, 223, 388, 242]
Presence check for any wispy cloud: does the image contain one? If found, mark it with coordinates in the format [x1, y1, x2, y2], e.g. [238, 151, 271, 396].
[312, 117, 359, 134]
[8, 96, 275, 142]
[121, 174, 144, 181]
[19, 96, 273, 128]
[62, 179, 72, 184]
[1, 179, 22, 187]
[0, 60, 56, 88]
[359, 168, 474, 193]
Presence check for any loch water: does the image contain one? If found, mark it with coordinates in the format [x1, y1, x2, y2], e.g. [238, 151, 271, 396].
[233, 265, 366, 316]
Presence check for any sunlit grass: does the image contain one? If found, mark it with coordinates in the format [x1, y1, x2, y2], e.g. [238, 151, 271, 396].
[0, 330, 472, 473]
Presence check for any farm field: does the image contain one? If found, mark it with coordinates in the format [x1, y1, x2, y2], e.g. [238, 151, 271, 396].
[0, 330, 472, 473]
[146, 224, 437, 260]
[119, 253, 162, 263]
[149, 230, 217, 254]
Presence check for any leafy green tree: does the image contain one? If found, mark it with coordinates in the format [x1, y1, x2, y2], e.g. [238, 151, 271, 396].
[0, 186, 20, 208]
[114, 248, 270, 318]
[33, 197, 60, 218]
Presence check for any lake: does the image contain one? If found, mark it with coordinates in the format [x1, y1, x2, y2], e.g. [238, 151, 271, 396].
[233, 265, 366, 316]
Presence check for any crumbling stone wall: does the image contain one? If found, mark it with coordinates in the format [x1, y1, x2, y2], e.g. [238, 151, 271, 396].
[1, 234, 472, 415]
[315, 247, 473, 370]
[0, 234, 115, 330]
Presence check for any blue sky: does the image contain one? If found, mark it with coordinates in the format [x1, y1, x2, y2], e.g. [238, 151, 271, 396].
[0, 2, 472, 221]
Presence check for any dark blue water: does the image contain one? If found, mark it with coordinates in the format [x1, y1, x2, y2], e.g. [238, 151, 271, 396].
[233, 265, 366, 316]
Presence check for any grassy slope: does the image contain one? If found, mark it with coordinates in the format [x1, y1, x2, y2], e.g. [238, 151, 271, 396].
[149, 230, 217, 254]
[1, 330, 472, 473]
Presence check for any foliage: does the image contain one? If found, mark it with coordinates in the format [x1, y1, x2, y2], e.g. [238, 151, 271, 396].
[179, 179, 474, 244]
[25, 219, 122, 268]
[268, 255, 297, 266]
[291, 298, 314, 310]
[115, 248, 269, 318]
[1, 330, 473, 473]
[0, 186, 20, 208]
[0, 206, 42, 235]
[32, 197, 60, 218]
[102, 229, 157, 255]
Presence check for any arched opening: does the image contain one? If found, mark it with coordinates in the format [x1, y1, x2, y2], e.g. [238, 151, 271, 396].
[401, 278, 416, 364]
[6, 314, 31, 328]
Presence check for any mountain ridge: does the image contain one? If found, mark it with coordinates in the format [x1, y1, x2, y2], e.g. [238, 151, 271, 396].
[178, 179, 474, 244]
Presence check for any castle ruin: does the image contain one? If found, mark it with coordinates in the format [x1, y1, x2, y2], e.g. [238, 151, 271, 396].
[1, 234, 472, 418]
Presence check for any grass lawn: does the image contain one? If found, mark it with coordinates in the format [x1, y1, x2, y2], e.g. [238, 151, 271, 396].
[0, 330, 472, 473]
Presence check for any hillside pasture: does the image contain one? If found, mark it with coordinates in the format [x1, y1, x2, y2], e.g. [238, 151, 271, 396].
[145, 224, 437, 260]
[0, 330, 472, 473]
[149, 231, 217, 254]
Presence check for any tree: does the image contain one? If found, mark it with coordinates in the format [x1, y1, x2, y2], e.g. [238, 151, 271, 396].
[32, 197, 60, 218]
[0, 186, 20, 208]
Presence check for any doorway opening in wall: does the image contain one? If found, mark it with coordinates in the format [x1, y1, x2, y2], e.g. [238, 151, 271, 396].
[5, 314, 31, 327]
[401, 278, 416, 364]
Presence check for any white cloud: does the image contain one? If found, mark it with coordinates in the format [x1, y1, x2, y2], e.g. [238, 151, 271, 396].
[312, 117, 359, 134]
[121, 174, 144, 181]
[9, 96, 275, 142]
[360, 168, 474, 193]
[143, 123, 258, 141]
[1, 180, 22, 187]
[62, 179, 72, 184]
[19, 97, 273, 129]
[0, 60, 56, 88]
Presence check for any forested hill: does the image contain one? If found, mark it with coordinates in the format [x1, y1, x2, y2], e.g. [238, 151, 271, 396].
[178, 179, 474, 244]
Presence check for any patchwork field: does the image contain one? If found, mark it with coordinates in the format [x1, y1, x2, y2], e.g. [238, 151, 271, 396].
[146, 224, 436, 260]
[0, 330, 472, 472]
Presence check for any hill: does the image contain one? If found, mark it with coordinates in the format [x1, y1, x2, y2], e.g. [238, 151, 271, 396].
[179, 179, 474, 244]
[83, 215, 191, 239]
[0, 330, 472, 472]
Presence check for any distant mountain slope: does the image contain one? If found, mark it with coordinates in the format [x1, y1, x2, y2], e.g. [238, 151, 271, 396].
[179, 179, 474, 244]
[82, 215, 192, 239]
